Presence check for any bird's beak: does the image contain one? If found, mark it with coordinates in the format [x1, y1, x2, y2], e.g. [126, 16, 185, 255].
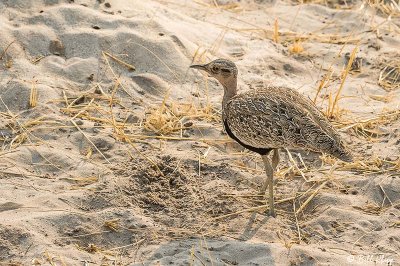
[190, 64, 208, 71]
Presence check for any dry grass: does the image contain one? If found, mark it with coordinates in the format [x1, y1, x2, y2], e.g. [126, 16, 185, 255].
[0, 112, 59, 149]
[320, 152, 400, 175]
[29, 81, 38, 108]
[335, 109, 400, 139]
[300, 0, 357, 9]
[29, 250, 67, 266]
[1, 1, 399, 263]
[104, 219, 120, 231]
[144, 94, 218, 136]
[76, 243, 102, 254]
[367, 0, 400, 17]
[274, 18, 280, 44]
[289, 39, 305, 54]
[65, 176, 99, 189]
[327, 45, 359, 118]
[103, 51, 136, 71]
[312, 44, 359, 120]
[194, 0, 242, 11]
[300, 0, 400, 16]
[217, 17, 361, 45]
[6, 31, 393, 244]
[313, 67, 334, 103]
[379, 60, 400, 91]
[0, 40, 16, 69]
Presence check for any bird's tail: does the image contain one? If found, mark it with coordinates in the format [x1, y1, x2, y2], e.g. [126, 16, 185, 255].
[339, 150, 354, 162]
[332, 144, 354, 162]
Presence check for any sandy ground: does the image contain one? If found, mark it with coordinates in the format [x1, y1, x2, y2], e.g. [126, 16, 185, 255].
[0, 0, 400, 265]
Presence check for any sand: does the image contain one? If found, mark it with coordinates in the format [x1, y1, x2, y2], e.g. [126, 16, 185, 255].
[0, 0, 399, 265]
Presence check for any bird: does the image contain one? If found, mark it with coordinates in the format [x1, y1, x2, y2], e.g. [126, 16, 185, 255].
[190, 58, 353, 217]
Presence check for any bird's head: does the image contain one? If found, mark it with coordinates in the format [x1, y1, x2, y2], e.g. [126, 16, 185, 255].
[190, 59, 238, 88]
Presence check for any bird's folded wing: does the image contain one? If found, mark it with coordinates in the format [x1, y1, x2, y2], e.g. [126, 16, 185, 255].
[225, 87, 351, 160]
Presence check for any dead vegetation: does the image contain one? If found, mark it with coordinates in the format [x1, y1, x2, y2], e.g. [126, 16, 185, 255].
[379, 59, 400, 91]
[0, 0, 400, 264]
[144, 93, 218, 136]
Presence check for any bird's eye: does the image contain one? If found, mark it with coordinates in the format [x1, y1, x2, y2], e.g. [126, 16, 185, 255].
[212, 66, 219, 72]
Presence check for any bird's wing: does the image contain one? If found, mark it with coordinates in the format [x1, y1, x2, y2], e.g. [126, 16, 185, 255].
[225, 87, 352, 161]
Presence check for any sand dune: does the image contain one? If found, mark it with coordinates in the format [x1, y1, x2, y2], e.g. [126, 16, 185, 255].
[0, 0, 399, 265]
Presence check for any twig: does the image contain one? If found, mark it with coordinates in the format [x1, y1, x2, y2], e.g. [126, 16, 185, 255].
[329, 44, 359, 117]
[103, 51, 136, 71]
[0, 40, 15, 60]
[70, 119, 111, 164]
[293, 200, 302, 243]
[296, 179, 329, 215]
[286, 148, 308, 182]
[213, 197, 295, 220]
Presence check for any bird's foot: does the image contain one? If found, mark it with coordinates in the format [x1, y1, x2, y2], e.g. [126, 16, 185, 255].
[261, 193, 276, 217]
[268, 208, 276, 217]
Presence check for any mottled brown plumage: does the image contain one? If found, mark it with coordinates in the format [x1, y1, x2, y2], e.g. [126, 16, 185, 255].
[190, 58, 353, 216]
[225, 87, 353, 162]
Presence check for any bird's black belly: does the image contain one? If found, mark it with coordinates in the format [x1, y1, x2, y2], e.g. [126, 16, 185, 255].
[223, 120, 272, 156]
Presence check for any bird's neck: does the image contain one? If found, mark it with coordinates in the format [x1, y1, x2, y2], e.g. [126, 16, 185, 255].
[222, 78, 237, 113]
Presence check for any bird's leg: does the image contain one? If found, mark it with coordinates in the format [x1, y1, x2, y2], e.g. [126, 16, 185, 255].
[272, 148, 280, 171]
[259, 149, 279, 193]
[260, 154, 276, 217]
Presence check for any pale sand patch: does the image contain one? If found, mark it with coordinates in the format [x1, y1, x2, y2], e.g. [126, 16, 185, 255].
[0, 0, 399, 265]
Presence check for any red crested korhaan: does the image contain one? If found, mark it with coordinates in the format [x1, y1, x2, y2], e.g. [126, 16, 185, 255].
[190, 59, 353, 217]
